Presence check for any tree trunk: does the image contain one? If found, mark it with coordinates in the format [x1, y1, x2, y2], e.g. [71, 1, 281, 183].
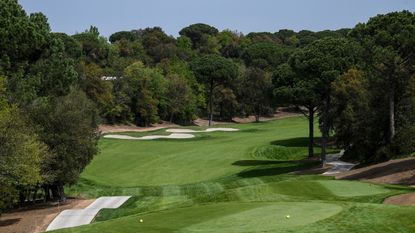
[320, 97, 331, 163]
[208, 80, 214, 126]
[308, 107, 315, 158]
[169, 112, 174, 123]
[255, 105, 261, 123]
[321, 127, 328, 163]
[389, 85, 395, 142]
[57, 184, 66, 203]
[43, 185, 52, 202]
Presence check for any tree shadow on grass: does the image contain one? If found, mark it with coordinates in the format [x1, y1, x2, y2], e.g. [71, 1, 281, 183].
[232, 160, 294, 166]
[271, 137, 322, 147]
[233, 160, 319, 178]
[240, 128, 263, 133]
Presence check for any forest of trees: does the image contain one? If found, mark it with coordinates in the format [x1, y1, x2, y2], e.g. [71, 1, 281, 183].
[1, 0, 415, 212]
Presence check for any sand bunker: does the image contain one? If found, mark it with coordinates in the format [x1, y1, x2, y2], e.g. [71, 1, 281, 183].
[103, 127, 238, 140]
[103, 133, 195, 140]
[140, 133, 195, 140]
[166, 127, 239, 133]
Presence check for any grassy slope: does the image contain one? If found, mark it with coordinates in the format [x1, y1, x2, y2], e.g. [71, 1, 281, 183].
[81, 117, 315, 186]
[57, 117, 415, 233]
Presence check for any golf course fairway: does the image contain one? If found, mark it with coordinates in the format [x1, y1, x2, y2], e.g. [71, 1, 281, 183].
[56, 117, 415, 233]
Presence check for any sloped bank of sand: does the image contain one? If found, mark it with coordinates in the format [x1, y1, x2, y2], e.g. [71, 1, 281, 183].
[103, 127, 240, 140]
[103, 133, 195, 140]
[166, 128, 239, 133]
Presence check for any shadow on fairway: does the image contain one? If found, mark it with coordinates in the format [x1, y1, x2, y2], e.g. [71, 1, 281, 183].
[271, 137, 320, 147]
[232, 160, 293, 166]
[233, 160, 319, 178]
[239, 128, 263, 133]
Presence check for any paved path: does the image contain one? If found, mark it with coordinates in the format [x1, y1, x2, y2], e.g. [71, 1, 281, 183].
[46, 196, 131, 231]
[323, 150, 357, 175]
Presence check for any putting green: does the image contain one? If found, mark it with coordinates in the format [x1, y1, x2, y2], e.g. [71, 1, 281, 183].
[55, 202, 342, 233]
[181, 202, 342, 232]
[317, 180, 389, 197]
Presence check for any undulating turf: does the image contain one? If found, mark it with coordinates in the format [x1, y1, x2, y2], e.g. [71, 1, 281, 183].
[56, 117, 415, 233]
[81, 117, 328, 187]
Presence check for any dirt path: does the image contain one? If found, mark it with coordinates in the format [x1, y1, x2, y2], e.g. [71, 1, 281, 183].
[0, 198, 94, 233]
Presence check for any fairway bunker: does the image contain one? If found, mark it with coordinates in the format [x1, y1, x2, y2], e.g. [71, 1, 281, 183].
[103, 133, 195, 140]
[166, 127, 239, 133]
[103, 127, 239, 140]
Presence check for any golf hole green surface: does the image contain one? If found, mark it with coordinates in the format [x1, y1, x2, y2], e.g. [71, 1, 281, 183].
[135, 202, 342, 233]
[317, 180, 390, 197]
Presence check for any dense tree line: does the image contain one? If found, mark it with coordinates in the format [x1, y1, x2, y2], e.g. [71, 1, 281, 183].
[0, 0, 98, 211]
[1, 0, 415, 212]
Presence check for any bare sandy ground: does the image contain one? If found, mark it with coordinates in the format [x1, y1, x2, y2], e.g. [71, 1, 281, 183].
[193, 109, 302, 126]
[99, 122, 178, 134]
[0, 198, 94, 233]
[384, 193, 415, 206]
[232, 111, 302, 124]
[335, 157, 415, 185]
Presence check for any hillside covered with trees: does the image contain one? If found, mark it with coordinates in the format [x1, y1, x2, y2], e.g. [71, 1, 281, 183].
[1, 0, 415, 213]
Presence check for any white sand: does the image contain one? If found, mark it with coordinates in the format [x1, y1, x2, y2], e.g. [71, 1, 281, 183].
[205, 128, 239, 132]
[166, 129, 199, 133]
[103, 133, 195, 140]
[103, 135, 140, 140]
[166, 127, 239, 133]
[103, 127, 238, 140]
[140, 133, 195, 140]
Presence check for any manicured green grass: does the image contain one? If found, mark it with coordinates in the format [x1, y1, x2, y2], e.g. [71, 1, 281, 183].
[57, 117, 415, 233]
[82, 117, 318, 187]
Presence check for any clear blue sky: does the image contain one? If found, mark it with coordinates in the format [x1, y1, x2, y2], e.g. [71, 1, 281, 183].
[19, 0, 415, 38]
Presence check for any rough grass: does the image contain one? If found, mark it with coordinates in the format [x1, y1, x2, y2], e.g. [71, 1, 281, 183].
[57, 117, 415, 233]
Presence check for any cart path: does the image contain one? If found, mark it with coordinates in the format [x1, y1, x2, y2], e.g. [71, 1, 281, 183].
[323, 150, 358, 175]
[46, 196, 131, 231]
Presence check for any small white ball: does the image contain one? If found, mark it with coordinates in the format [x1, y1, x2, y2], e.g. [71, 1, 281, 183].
[139, 219, 144, 223]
